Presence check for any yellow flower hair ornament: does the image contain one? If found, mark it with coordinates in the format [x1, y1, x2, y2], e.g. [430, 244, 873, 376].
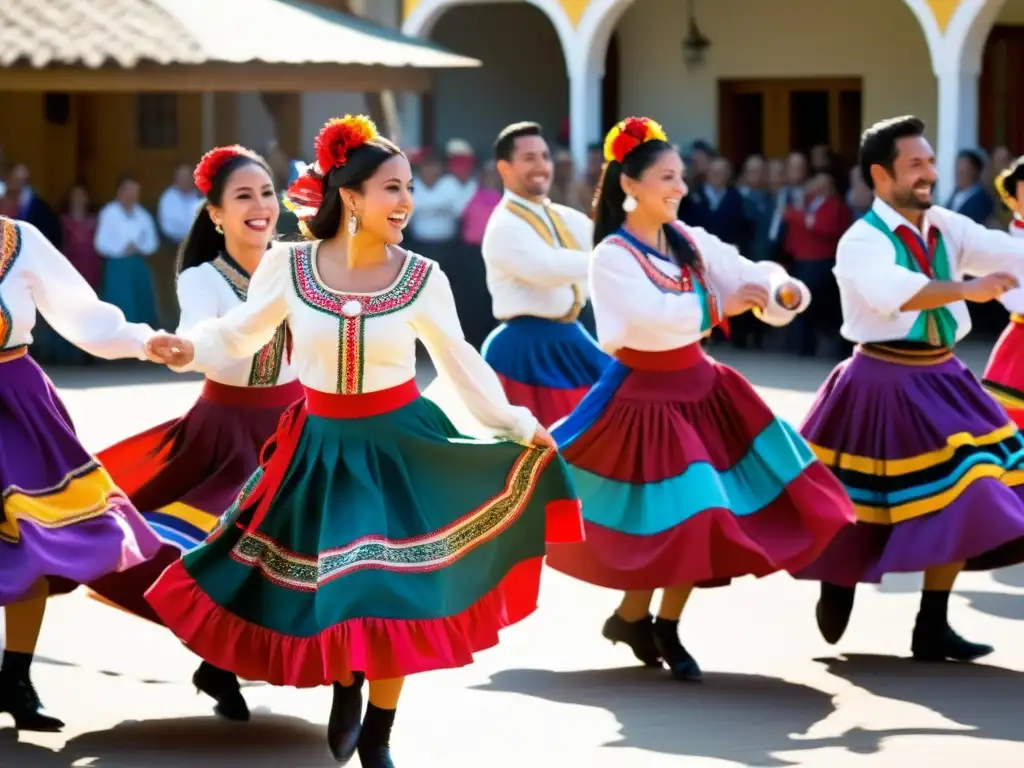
[603, 117, 669, 164]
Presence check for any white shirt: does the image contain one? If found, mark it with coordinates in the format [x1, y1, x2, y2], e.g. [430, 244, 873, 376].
[0, 217, 155, 358]
[590, 222, 809, 355]
[409, 174, 477, 242]
[173, 256, 298, 387]
[158, 186, 204, 243]
[834, 198, 1024, 343]
[482, 191, 593, 321]
[999, 218, 1024, 313]
[94, 202, 159, 259]
[179, 241, 537, 442]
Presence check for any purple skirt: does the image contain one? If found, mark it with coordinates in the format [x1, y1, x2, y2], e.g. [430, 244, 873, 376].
[0, 353, 160, 605]
[795, 344, 1024, 586]
[87, 378, 302, 623]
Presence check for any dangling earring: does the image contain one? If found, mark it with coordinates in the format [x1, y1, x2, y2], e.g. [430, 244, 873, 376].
[347, 211, 359, 236]
[622, 194, 638, 213]
[214, 222, 224, 234]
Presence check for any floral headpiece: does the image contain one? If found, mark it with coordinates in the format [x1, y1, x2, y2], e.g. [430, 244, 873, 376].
[284, 115, 380, 226]
[193, 145, 261, 197]
[603, 117, 668, 164]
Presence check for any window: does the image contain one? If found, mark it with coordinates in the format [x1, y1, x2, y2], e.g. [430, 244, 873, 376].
[136, 93, 178, 149]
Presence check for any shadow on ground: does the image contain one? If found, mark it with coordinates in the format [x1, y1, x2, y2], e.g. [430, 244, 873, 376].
[0, 713, 333, 767]
[474, 665, 835, 766]
[792, 654, 1024, 754]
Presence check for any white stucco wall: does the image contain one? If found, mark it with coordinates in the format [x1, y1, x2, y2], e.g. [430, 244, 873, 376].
[614, 0, 936, 151]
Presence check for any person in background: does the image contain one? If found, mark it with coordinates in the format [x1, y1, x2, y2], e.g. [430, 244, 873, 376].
[156, 165, 204, 326]
[457, 160, 503, 348]
[783, 172, 851, 357]
[157, 165, 203, 247]
[692, 157, 748, 246]
[46, 182, 103, 364]
[769, 152, 809, 262]
[94, 175, 160, 328]
[846, 165, 874, 219]
[406, 151, 474, 263]
[0, 164, 60, 246]
[549, 149, 577, 208]
[947, 149, 994, 225]
[677, 141, 714, 225]
[737, 155, 775, 349]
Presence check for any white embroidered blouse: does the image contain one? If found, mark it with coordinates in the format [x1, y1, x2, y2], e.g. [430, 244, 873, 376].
[590, 221, 809, 355]
[173, 255, 298, 387]
[180, 241, 537, 441]
[0, 217, 155, 359]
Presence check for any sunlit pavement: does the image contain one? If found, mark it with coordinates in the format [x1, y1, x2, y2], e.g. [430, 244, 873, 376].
[4, 341, 1024, 767]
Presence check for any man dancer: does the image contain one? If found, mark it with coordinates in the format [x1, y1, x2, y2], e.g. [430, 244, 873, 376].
[798, 115, 1024, 661]
[481, 121, 609, 427]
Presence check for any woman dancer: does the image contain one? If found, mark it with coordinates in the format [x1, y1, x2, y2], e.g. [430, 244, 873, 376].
[0, 217, 162, 731]
[143, 115, 581, 766]
[87, 146, 301, 721]
[982, 156, 1024, 425]
[545, 117, 855, 680]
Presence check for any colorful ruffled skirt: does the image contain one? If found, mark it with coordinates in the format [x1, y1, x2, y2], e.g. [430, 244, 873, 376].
[145, 380, 582, 686]
[982, 314, 1024, 428]
[545, 344, 854, 590]
[796, 343, 1024, 586]
[0, 348, 160, 605]
[87, 378, 303, 623]
[482, 317, 610, 428]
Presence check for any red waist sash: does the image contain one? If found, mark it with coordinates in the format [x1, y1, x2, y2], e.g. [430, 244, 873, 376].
[235, 380, 420, 534]
[614, 343, 704, 371]
[201, 378, 304, 408]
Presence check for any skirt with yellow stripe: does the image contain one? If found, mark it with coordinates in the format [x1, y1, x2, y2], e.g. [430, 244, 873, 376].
[795, 342, 1024, 586]
[0, 350, 161, 605]
[982, 314, 1024, 428]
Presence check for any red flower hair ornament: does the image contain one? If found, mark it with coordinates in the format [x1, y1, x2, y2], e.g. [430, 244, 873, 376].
[193, 145, 260, 197]
[603, 117, 669, 165]
[284, 115, 380, 226]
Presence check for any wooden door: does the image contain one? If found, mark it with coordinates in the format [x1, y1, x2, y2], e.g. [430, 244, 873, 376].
[980, 25, 1024, 151]
[718, 78, 862, 169]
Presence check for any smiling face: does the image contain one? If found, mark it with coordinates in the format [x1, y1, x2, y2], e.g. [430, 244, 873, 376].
[498, 134, 553, 199]
[621, 147, 688, 225]
[876, 135, 937, 210]
[341, 153, 414, 246]
[208, 163, 279, 251]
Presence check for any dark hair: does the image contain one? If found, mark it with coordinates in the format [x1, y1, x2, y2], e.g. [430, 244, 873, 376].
[115, 173, 138, 191]
[592, 139, 695, 267]
[957, 148, 985, 175]
[996, 156, 1024, 203]
[494, 121, 543, 163]
[177, 152, 273, 273]
[858, 115, 926, 191]
[304, 138, 404, 241]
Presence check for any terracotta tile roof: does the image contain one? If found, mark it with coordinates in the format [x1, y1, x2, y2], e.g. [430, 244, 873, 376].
[0, 0, 479, 69]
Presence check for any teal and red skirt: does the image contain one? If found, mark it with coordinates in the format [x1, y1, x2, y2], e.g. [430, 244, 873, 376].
[483, 317, 610, 428]
[87, 378, 303, 623]
[983, 314, 1024, 428]
[145, 380, 582, 685]
[546, 344, 855, 589]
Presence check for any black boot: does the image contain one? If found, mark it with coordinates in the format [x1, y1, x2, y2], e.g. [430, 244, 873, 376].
[602, 613, 661, 667]
[911, 590, 993, 662]
[327, 672, 365, 764]
[356, 702, 396, 767]
[651, 618, 702, 681]
[192, 662, 250, 722]
[0, 651, 64, 732]
[816, 582, 856, 645]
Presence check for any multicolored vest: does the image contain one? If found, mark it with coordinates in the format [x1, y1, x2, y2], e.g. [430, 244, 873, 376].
[862, 209, 958, 347]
